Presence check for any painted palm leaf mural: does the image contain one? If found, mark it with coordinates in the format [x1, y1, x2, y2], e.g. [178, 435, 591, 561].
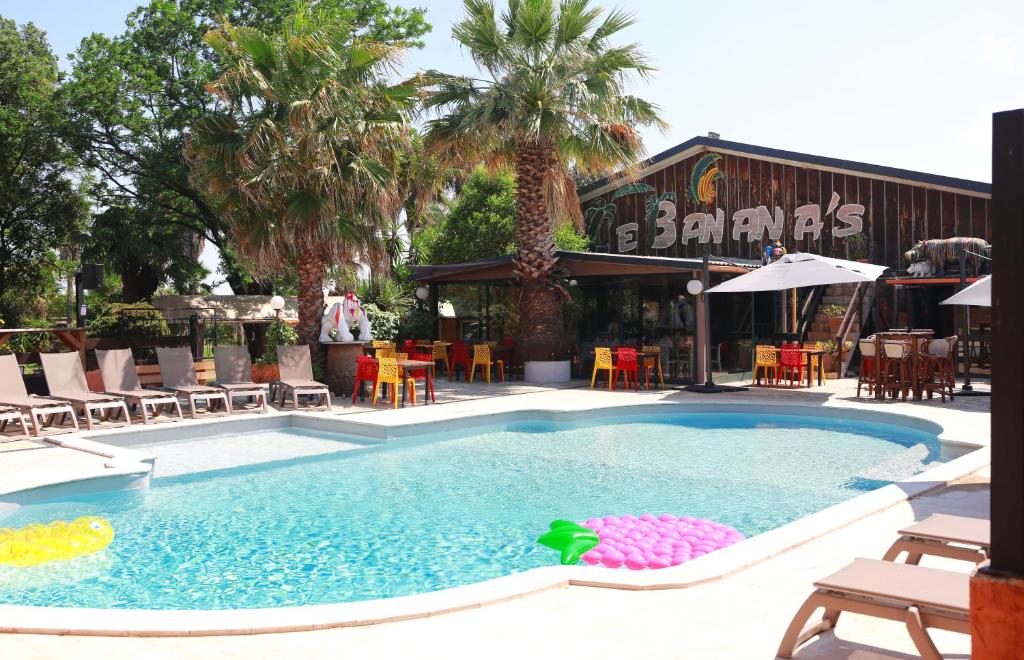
[688, 153, 724, 206]
[610, 181, 655, 202]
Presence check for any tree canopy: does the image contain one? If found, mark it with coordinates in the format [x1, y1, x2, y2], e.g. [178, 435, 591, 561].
[0, 18, 89, 325]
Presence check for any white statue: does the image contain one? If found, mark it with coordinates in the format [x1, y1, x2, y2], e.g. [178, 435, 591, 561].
[319, 292, 373, 342]
[907, 260, 936, 278]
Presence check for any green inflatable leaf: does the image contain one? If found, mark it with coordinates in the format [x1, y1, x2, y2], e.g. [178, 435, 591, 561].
[537, 520, 600, 565]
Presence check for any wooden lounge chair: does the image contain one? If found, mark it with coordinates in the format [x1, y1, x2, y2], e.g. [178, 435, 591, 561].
[39, 352, 131, 430]
[95, 348, 183, 424]
[275, 345, 331, 411]
[155, 347, 230, 419]
[0, 405, 29, 438]
[882, 514, 990, 565]
[777, 558, 969, 660]
[213, 346, 268, 414]
[0, 354, 78, 436]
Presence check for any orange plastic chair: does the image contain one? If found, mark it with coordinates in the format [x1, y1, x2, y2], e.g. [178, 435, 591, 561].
[468, 344, 503, 384]
[372, 357, 401, 408]
[754, 345, 779, 386]
[807, 341, 828, 383]
[352, 355, 379, 403]
[779, 343, 805, 387]
[641, 345, 664, 388]
[431, 341, 450, 377]
[591, 347, 615, 389]
[614, 347, 640, 391]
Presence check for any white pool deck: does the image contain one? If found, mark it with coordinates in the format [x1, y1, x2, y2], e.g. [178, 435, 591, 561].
[0, 377, 991, 658]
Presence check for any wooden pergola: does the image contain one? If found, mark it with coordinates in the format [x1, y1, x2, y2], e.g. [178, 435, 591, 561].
[0, 327, 87, 366]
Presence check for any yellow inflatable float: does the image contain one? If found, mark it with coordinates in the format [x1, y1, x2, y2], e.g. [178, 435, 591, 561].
[0, 516, 114, 567]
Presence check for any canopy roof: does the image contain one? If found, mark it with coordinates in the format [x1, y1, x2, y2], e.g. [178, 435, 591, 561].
[940, 275, 991, 307]
[706, 253, 888, 294]
[410, 251, 756, 284]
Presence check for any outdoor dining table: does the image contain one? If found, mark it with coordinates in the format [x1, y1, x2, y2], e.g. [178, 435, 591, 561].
[757, 346, 826, 388]
[873, 330, 934, 401]
[355, 357, 435, 407]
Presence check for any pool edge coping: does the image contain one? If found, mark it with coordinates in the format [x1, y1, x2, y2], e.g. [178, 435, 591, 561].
[0, 400, 990, 636]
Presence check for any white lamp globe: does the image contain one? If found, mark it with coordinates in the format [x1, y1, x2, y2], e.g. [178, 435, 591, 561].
[686, 279, 704, 296]
[568, 279, 578, 287]
[269, 295, 285, 311]
[415, 286, 429, 301]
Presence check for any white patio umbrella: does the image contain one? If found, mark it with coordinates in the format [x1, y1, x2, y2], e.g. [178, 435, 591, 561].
[706, 252, 888, 294]
[940, 275, 991, 307]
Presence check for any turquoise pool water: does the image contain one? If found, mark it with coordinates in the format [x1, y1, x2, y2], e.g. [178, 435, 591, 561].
[0, 412, 943, 609]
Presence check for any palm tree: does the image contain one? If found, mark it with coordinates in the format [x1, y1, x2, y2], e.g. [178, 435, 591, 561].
[185, 7, 416, 365]
[423, 0, 665, 362]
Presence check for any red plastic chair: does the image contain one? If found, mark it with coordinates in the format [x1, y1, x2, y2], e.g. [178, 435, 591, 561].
[614, 347, 640, 391]
[400, 339, 418, 356]
[779, 343, 804, 388]
[500, 336, 520, 380]
[408, 352, 435, 403]
[449, 342, 472, 381]
[352, 355, 379, 403]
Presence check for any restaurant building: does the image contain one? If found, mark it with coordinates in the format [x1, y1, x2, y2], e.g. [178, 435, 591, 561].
[413, 135, 992, 383]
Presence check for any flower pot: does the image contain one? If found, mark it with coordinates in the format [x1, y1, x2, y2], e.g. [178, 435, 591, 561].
[826, 316, 843, 335]
[251, 363, 280, 383]
[524, 360, 571, 384]
[85, 369, 104, 392]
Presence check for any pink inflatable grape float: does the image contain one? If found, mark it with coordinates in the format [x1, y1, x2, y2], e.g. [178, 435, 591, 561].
[580, 514, 744, 570]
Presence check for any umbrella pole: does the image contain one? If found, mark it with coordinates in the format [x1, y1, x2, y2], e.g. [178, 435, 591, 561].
[684, 246, 747, 394]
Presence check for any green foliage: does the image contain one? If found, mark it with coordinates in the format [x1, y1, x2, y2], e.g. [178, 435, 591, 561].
[416, 169, 591, 265]
[356, 277, 413, 314]
[64, 0, 430, 294]
[363, 303, 399, 341]
[821, 304, 847, 317]
[0, 18, 90, 326]
[258, 319, 299, 365]
[397, 308, 435, 341]
[86, 302, 170, 337]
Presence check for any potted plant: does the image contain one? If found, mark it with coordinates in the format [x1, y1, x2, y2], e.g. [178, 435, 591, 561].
[821, 304, 847, 335]
[820, 339, 854, 376]
[253, 319, 298, 382]
[847, 234, 870, 262]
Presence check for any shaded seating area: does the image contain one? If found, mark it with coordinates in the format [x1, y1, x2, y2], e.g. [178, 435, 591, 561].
[856, 331, 958, 402]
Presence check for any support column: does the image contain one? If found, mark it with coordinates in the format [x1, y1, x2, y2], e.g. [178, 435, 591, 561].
[971, 107, 1024, 658]
[695, 292, 706, 381]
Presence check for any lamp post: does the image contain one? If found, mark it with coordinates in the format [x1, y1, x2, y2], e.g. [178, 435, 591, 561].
[683, 248, 748, 394]
[270, 295, 285, 320]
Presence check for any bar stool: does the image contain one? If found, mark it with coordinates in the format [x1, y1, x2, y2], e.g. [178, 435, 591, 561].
[856, 337, 877, 397]
[920, 337, 956, 402]
[641, 345, 664, 388]
[882, 341, 912, 401]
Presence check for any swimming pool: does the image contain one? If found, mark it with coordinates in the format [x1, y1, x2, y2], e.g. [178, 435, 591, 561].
[0, 411, 944, 610]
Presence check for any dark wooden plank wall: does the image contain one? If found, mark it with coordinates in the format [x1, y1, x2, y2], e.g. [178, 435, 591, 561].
[586, 149, 991, 270]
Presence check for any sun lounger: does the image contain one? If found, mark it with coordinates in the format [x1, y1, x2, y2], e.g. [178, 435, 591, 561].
[275, 345, 331, 411]
[213, 346, 268, 414]
[777, 558, 970, 660]
[882, 514, 990, 565]
[0, 354, 78, 436]
[155, 347, 230, 418]
[39, 352, 131, 430]
[95, 349, 183, 424]
[0, 405, 28, 438]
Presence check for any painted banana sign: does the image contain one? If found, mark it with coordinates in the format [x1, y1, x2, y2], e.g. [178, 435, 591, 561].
[582, 152, 865, 254]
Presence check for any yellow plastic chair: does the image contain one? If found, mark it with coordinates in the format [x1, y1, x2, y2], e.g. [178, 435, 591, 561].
[807, 341, 828, 384]
[396, 352, 408, 360]
[641, 345, 664, 388]
[372, 357, 401, 408]
[468, 344, 504, 384]
[376, 346, 396, 359]
[430, 341, 450, 377]
[753, 345, 779, 385]
[591, 347, 615, 390]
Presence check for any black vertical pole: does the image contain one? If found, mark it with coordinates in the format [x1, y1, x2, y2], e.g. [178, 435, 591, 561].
[960, 248, 974, 391]
[988, 108, 1024, 575]
[750, 292, 756, 378]
[703, 248, 713, 387]
[428, 283, 439, 342]
[74, 271, 84, 328]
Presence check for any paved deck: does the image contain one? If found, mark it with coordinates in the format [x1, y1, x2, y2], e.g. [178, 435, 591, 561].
[0, 377, 991, 658]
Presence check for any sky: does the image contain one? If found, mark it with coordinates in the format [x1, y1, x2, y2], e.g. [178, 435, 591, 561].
[3, 0, 1022, 292]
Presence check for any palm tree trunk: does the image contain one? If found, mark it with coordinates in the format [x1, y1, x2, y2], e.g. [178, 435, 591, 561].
[296, 248, 326, 368]
[513, 140, 566, 361]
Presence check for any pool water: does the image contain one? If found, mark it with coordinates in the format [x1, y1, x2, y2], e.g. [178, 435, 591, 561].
[0, 412, 943, 609]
